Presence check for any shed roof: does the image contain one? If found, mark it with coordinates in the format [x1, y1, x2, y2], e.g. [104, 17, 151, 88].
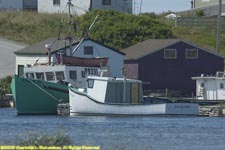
[15, 37, 125, 55]
[122, 39, 224, 60]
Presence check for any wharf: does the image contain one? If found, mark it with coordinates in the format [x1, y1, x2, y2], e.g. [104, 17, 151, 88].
[0, 94, 15, 108]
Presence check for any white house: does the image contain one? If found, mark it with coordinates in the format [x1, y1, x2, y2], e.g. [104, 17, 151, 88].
[14, 37, 125, 77]
[0, 0, 37, 10]
[38, 0, 90, 16]
[38, 0, 133, 15]
[90, 0, 132, 14]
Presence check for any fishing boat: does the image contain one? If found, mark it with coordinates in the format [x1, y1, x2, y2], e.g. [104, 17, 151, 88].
[69, 76, 199, 116]
[11, 1, 110, 115]
[11, 58, 108, 115]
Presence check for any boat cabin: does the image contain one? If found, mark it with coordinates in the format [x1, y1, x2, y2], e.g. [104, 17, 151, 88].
[85, 76, 144, 104]
[192, 72, 225, 100]
[24, 65, 101, 88]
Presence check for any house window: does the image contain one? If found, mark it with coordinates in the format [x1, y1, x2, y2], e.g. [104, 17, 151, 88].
[84, 46, 94, 55]
[46, 72, 55, 81]
[53, 0, 60, 5]
[56, 71, 65, 80]
[164, 49, 177, 59]
[186, 49, 198, 59]
[102, 0, 111, 5]
[69, 71, 77, 81]
[220, 83, 224, 89]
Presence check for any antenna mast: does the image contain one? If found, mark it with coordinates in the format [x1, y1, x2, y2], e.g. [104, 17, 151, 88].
[67, 0, 73, 56]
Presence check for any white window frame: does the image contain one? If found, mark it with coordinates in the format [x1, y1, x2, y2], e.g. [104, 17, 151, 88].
[186, 49, 198, 59]
[164, 49, 177, 59]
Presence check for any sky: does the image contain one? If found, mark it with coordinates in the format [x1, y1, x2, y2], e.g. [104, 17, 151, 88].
[135, 0, 192, 14]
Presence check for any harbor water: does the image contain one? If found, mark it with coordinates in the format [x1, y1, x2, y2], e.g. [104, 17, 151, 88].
[0, 108, 225, 150]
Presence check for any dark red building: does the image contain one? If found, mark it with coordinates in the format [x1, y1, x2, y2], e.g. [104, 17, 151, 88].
[122, 39, 224, 96]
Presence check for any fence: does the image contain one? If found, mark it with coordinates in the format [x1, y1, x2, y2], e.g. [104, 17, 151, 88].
[175, 17, 225, 31]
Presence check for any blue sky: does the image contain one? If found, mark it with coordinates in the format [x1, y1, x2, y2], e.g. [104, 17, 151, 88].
[135, 0, 192, 14]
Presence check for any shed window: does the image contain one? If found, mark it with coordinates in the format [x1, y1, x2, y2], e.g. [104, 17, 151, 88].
[36, 72, 44, 80]
[53, 0, 60, 5]
[56, 71, 65, 80]
[220, 83, 224, 89]
[164, 49, 177, 59]
[186, 49, 198, 59]
[102, 0, 111, 5]
[46, 72, 55, 81]
[69, 71, 77, 81]
[84, 46, 93, 55]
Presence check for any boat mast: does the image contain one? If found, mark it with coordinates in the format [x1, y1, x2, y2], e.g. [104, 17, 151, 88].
[67, 0, 73, 56]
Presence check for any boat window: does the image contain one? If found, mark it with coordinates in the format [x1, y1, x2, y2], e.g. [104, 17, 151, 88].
[26, 73, 34, 79]
[84, 46, 93, 55]
[46, 72, 55, 81]
[81, 71, 86, 78]
[220, 83, 224, 89]
[36, 72, 44, 80]
[87, 79, 94, 88]
[56, 71, 65, 80]
[200, 82, 204, 88]
[69, 71, 77, 81]
[164, 49, 177, 59]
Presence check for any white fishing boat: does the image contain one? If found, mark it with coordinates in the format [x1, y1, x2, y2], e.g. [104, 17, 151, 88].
[192, 71, 225, 100]
[69, 76, 199, 116]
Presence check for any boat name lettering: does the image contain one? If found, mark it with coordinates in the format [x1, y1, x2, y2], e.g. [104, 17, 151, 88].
[174, 105, 191, 109]
[85, 68, 99, 76]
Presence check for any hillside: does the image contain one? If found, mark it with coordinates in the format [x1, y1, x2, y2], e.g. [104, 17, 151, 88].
[0, 10, 224, 54]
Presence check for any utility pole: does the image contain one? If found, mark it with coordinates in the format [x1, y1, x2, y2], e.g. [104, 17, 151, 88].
[67, 0, 73, 56]
[139, 0, 143, 14]
[216, 0, 222, 54]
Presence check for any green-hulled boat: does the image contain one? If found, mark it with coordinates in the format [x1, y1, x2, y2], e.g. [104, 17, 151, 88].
[11, 75, 69, 115]
[11, 58, 108, 115]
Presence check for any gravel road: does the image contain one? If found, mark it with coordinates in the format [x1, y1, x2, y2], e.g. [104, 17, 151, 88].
[0, 39, 27, 79]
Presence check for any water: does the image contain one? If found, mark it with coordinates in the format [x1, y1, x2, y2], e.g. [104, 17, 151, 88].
[0, 108, 225, 150]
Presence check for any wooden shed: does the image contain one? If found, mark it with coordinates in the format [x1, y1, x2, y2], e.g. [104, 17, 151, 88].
[122, 39, 225, 96]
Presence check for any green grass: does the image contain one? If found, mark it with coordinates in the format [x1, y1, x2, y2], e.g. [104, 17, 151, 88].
[0, 11, 224, 55]
[0, 11, 68, 44]
[17, 132, 72, 146]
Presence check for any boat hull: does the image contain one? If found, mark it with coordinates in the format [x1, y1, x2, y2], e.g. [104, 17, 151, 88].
[69, 87, 199, 116]
[11, 75, 69, 115]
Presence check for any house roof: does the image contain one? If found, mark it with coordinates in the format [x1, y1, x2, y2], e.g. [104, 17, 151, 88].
[122, 39, 224, 60]
[15, 37, 74, 55]
[15, 37, 125, 56]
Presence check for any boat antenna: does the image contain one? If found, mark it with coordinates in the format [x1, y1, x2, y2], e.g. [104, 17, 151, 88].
[67, 0, 73, 56]
[71, 15, 99, 55]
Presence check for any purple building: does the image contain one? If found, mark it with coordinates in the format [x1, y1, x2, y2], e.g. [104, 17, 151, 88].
[122, 39, 224, 96]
